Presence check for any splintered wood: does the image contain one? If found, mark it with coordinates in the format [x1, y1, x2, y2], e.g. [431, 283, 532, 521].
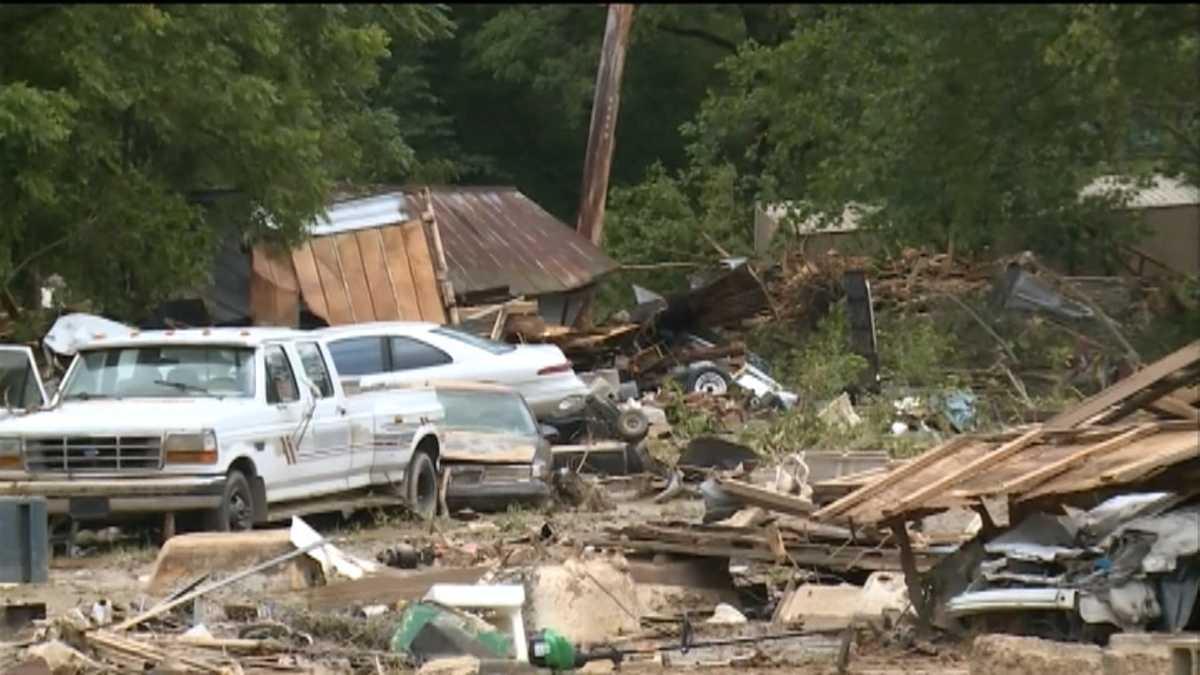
[813, 340, 1200, 526]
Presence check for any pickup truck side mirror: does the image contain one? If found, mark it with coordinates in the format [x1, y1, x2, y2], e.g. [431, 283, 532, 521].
[539, 424, 560, 442]
[303, 379, 322, 400]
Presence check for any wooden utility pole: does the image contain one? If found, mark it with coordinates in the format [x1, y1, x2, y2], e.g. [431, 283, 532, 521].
[575, 4, 635, 247]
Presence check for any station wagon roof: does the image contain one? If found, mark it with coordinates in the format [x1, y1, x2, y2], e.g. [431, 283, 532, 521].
[355, 378, 519, 396]
[311, 322, 442, 341]
[81, 327, 302, 350]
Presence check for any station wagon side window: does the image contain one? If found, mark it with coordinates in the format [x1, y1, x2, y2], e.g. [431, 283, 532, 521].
[327, 337, 387, 376]
[389, 336, 452, 371]
[264, 345, 299, 404]
[295, 342, 334, 398]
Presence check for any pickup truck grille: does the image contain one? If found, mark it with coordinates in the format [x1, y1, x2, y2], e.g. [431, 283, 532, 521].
[23, 436, 164, 472]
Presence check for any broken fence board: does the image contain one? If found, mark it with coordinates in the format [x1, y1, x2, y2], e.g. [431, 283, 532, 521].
[883, 427, 1044, 519]
[302, 566, 490, 611]
[715, 478, 814, 516]
[1020, 429, 1200, 501]
[813, 436, 972, 521]
[1046, 341, 1200, 428]
[991, 423, 1160, 496]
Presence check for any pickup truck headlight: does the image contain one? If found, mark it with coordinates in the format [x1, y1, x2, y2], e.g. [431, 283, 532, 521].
[164, 430, 218, 465]
[0, 436, 21, 469]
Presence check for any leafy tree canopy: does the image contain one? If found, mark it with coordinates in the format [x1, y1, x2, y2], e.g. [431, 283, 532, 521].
[0, 4, 450, 318]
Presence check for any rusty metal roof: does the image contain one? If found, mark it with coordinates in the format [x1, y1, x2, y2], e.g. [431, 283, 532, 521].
[406, 186, 617, 297]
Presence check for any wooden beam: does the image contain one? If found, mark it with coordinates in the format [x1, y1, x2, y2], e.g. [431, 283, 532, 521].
[890, 521, 931, 632]
[813, 436, 972, 521]
[1100, 444, 1200, 484]
[1047, 341, 1200, 428]
[575, 4, 635, 246]
[992, 423, 1159, 497]
[883, 428, 1044, 519]
[715, 478, 814, 516]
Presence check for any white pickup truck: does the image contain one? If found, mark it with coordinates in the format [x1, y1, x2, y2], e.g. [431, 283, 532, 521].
[0, 328, 449, 531]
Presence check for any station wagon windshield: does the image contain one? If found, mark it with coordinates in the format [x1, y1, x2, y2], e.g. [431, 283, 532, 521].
[61, 346, 256, 400]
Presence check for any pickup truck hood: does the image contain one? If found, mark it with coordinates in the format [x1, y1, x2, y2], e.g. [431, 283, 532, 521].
[0, 399, 257, 435]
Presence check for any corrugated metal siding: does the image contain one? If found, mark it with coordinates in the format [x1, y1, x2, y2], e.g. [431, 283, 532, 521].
[409, 187, 616, 297]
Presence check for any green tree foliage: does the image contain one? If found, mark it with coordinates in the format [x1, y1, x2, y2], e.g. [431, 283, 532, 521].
[0, 4, 450, 319]
[614, 5, 1198, 270]
[416, 4, 780, 220]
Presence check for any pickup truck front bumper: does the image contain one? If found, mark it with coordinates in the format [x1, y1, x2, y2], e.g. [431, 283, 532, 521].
[0, 476, 226, 518]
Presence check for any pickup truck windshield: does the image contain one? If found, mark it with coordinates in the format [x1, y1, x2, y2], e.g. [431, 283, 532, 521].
[61, 346, 256, 400]
[436, 390, 537, 436]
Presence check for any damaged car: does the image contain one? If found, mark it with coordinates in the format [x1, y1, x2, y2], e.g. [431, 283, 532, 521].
[316, 322, 590, 424]
[430, 382, 554, 512]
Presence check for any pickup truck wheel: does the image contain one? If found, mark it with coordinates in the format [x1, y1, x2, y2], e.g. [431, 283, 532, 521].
[406, 451, 438, 520]
[205, 470, 255, 532]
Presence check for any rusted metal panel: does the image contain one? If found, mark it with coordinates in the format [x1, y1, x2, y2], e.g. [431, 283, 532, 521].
[410, 187, 616, 298]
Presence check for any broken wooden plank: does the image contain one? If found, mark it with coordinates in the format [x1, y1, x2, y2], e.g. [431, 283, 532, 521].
[883, 427, 1044, 519]
[113, 538, 333, 632]
[302, 566, 490, 612]
[1047, 341, 1200, 428]
[813, 436, 972, 521]
[715, 478, 814, 516]
[990, 423, 1159, 496]
[589, 537, 939, 573]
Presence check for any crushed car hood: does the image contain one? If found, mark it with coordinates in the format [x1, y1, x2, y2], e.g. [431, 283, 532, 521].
[440, 430, 537, 464]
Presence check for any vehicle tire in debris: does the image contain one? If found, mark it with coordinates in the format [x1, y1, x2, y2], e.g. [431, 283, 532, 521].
[615, 408, 650, 443]
[685, 365, 732, 396]
[205, 469, 255, 532]
[406, 450, 438, 520]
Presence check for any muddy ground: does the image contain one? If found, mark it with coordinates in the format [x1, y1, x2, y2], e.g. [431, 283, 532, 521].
[1, 496, 970, 674]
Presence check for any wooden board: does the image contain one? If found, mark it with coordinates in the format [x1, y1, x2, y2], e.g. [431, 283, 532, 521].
[401, 220, 446, 322]
[309, 237, 354, 325]
[334, 232, 374, 323]
[715, 478, 814, 516]
[381, 224, 424, 321]
[291, 245, 329, 321]
[301, 567, 490, 611]
[249, 247, 300, 326]
[1019, 429, 1199, 500]
[882, 428, 1043, 519]
[1047, 341, 1200, 428]
[355, 229, 400, 320]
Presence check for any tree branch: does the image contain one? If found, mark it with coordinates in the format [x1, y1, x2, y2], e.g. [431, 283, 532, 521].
[655, 24, 739, 53]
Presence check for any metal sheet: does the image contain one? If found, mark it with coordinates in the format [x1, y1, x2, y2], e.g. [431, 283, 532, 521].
[412, 187, 616, 297]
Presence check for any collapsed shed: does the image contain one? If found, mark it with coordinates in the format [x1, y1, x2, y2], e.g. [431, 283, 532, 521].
[154, 186, 616, 329]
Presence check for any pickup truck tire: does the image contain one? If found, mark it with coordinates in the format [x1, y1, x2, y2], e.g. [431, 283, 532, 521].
[204, 470, 256, 532]
[406, 451, 438, 520]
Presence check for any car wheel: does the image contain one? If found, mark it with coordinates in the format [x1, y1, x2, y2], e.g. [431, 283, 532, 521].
[615, 408, 650, 443]
[406, 451, 438, 520]
[686, 366, 732, 396]
[205, 470, 255, 532]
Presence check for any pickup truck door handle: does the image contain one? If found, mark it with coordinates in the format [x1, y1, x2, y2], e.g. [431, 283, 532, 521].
[337, 406, 348, 416]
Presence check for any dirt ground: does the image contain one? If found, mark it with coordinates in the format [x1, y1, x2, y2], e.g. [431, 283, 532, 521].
[0, 496, 970, 674]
